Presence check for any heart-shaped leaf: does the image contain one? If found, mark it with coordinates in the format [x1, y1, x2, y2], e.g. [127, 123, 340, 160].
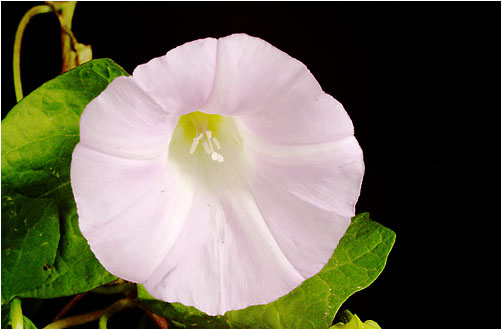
[1, 59, 128, 300]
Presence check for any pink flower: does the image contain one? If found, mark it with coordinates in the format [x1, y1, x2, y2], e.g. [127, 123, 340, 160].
[70, 34, 364, 315]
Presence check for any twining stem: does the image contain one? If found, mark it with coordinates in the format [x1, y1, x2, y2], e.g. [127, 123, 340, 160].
[46, 1, 78, 73]
[13, 4, 52, 102]
[91, 279, 135, 295]
[98, 297, 137, 329]
[43, 297, 136, 329]
[13, 2, 91, 102]
[44, 309, 103, 329]
[52, 292, 88, 321]
[10, 298, 24, 329]
[139, 307, 169, 329]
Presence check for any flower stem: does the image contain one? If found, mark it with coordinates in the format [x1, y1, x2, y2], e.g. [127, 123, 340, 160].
[98, 297, 137, 329]
[13, 4, 52, 102]
[10, 298, 23, 329]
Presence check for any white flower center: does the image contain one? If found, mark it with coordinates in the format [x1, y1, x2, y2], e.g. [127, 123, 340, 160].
[168, 111, 244, 192]
[169, 111, 242, 164]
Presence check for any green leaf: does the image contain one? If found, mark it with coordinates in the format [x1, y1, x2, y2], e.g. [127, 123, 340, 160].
[1, 193, 60, 303]
[138, 213, 396, 328]
[1, 59, 128, 299]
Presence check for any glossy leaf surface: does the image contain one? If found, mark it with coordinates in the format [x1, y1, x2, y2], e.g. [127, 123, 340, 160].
[1, 59, 128, 300]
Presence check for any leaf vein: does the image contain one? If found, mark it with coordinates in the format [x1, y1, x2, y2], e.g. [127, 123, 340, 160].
[4, 134, 78, 155]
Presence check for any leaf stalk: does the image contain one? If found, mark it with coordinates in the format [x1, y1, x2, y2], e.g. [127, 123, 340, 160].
[10, 298, 24, 329]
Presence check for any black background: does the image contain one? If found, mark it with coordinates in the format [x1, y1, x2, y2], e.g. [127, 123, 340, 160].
[2, 2, 501, 329]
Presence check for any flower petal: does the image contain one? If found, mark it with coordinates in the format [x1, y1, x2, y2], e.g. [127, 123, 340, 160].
[79, 76, 176, 159]
[132, 37, 217, 115]
[143, 186, 306, 316]
[239, 126, 364, 278]
[203, 34, 354, 145]
[72, 34, 365, 316]
[71, 144, 193, 282]
[241, 126, 364, 217]
[141, 131, 363, 314]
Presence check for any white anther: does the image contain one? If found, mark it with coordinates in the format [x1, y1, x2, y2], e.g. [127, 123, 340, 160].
[190, 140, 197, 154]
[190, 133, 204, 154]
[202, 139, 211, 154]
[196, 132, 204, 142]
[190, 129, 224, 163]
[212, 137, 221, 150]
[207, 138, 216, 154]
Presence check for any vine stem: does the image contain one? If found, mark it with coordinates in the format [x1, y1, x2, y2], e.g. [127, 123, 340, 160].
[13, 4, 52, 102]
[10, 298, 23, 329]
[139, 307, 169, 329]
[52, 292, 88, 322]
[98, 297, 137, 329]
[91, 279, 135, 295]
[43, 309, 103, 329]
[43, 297, 136, 329]
[46, 1, 79, 72]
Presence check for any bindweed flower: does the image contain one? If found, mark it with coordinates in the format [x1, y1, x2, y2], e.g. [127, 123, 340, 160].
[70, 34, 364, 315]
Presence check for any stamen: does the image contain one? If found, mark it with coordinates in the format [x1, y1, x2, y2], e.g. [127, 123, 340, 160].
[202, 139, 211, 154]
[212, 137, 221, 150]
[190, 133, 204, 154]
[206, 135, 215, 154]
[190, 128, 224, 163]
